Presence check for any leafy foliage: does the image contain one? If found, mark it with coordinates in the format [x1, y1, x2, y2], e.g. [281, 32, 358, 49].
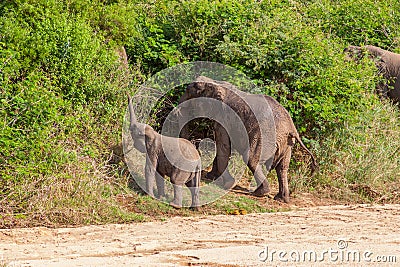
[0, 0, 133, 225]
[125, 0, 387, 136]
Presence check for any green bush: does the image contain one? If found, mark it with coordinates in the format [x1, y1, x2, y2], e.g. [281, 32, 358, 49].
[303, 0, 400, 49]
[303, 101, 400, 203]
[0, 0, 135, 226]
[125, 0, 384, 136]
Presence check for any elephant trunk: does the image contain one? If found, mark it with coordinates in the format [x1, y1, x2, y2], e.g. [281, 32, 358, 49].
[127, 93, 137, 128]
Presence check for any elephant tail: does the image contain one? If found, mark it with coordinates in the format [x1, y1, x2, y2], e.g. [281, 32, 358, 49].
[290, 132, 319, 174]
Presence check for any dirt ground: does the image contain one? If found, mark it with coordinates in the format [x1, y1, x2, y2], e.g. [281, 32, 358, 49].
[1, 204, 399, 266]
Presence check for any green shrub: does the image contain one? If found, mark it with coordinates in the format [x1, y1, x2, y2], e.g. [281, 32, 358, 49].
[125, 0, 386, 136]
[0, 0, 136, 226]
[301, 101, 400, 203]
[302, 0, 400, 49]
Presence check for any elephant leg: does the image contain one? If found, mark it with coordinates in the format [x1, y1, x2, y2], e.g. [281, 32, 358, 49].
[274, 148, 292, 203]
[207, 157, 219, 179]
[251, 166, 270, 197]
[241, 146, 270, 197]
[245, 152, 270, 196]
[208, 124, 235, 189]
[170, 183, 183, 209]
[145, 156, 157, 197]
[208, 158, 235, 189]
[169, 171, 184, 208]
[186, 172, 200, 210]
[155, 172, 165, 199]
[207, 124, 228, 179]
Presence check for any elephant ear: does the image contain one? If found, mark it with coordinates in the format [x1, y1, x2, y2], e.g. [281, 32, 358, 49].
[201, 82, 226, 101]
[344, 45, 364, 61]
[215, 85, 227, 101]
[188, 82, 206, 97]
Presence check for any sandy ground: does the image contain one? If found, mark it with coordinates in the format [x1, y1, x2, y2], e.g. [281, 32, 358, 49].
[1, 204, 399, 266]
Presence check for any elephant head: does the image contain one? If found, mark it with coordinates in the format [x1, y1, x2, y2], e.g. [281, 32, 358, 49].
[181, 76, 236, 102]
[127, 94, 154, 153]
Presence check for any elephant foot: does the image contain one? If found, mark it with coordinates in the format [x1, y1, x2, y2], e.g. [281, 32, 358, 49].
[155, 193, 166, 200]
[274, 193, 290, 203]
[205, 171, 218, 180]
[223, 179, 236, 190]
[189, 206, 201, 211]
[224, 180, 236, 190]
[213, 177, 235, 190]
[252, 184, 270, 197]
[169, 201, 182, 209]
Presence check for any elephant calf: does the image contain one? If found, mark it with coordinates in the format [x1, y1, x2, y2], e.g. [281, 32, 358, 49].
[344, 45, 400, 104]
[127, 94, 201, 209]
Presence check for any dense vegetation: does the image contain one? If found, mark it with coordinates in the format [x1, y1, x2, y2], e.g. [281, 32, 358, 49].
[1, 0, 399, 227]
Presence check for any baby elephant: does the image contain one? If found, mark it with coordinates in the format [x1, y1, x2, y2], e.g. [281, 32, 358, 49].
[127, 94, 201, 210]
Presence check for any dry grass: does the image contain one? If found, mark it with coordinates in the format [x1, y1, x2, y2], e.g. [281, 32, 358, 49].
[292, 100, 400, 203]
[0, 154, 143, 228]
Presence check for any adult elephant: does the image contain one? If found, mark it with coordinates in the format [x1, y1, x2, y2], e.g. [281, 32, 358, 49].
[178, 76, 317, 203]
[344, 45, 400, 104]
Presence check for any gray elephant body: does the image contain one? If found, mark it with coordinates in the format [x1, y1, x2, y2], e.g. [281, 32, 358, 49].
[345, 45, 400, 103]
[128, 95, 201, 209]
[179, 76, 317, 203]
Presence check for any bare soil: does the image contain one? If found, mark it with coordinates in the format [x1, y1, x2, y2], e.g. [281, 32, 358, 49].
[1, 204, 399, 266]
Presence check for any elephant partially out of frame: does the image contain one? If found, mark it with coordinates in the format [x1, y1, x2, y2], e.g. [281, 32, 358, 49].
[178, 76, 317, 203]
[344, 45, 400, 104]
